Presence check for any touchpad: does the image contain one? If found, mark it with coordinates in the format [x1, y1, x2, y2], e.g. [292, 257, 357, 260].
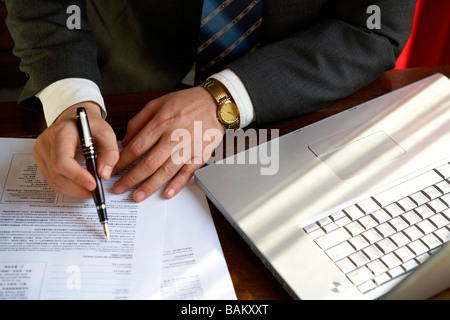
[308, 130, 405, 180]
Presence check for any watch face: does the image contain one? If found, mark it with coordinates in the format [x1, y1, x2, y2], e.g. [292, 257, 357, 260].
[218, 101, 239, 124]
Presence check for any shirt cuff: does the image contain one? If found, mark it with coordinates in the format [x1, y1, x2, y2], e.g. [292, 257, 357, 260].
[36, 78, 106, 126]
[209, 69, 256, 129]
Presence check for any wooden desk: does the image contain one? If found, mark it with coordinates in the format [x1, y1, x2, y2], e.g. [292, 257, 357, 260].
[0, 66, 449, 300]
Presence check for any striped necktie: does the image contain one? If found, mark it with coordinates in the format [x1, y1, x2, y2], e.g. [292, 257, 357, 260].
[196, 0, 263, 83]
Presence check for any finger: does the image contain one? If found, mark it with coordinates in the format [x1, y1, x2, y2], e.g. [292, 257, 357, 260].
[132, 143, 198, 201]
[132, 155, 186, 202]
[46, 165, 93, 199]
[114, 116, 165, 175]
[121, 99, 161, 147]
[164, 162, 201, 199]
[113, 137, 177, 194]
[36, 147, 92, 199]
[51, 125, 97, 191]
[93, 128, 119, 180]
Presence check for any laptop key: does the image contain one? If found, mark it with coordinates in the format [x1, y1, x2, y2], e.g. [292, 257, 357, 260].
[335, 216, 352, 228]
[410, 192, 430, 206]
[403, 225, 423, 241]
[421, 234, 442, 250]
[442, 209, 450, 221]
[375, 223, 396, 238]
[390, 232, 410, 247]
[331, 210, 346, 221]
[374, 273, 391, 286]
[357, 198, 380, 214]
[317, 216, 333, 227]
[435, 162, 450, 179]
[384, 203, 405, 217]
[434, 227, 450, 243]
[344, 205, 365, 220]
[402, 259, 419, 272]
[416, 219, 437, 234]
[363, 244, 383, 260]
[401, 210, 422, 225]
[416, 253, 431, 264]
[325, 241, 355, 262]
[358, 280, 377, 294]
[347, 266, 374, 286]
[388, 265, 405, 279]
[389, 216, 409, 232]
[367, 259, 388, 276]
[397, 197, 417, 211]
[414, 204, 434, 219]
[303, 222, 320, 234]
[427, 198, 447, 213]
[358, 215, 378, 230]
[381, 252, 402, 269]
[363, 228, 383, 244]
[394, 246, 415, 263]
[408, 240, 428, 256]
[436, 180, 450, 194]
[345, 221, 365, 236]
[349, 251, 370, 267]
[376, 238, 397, 254]
[371, 209, 391, 224]
[349, 234, 370, 251]
[440, 194, 450, 206]
[429, 213, 449, 229]
[422, 185, 442, 200]
[307, 228, 325, 240]
[336, 257, 356, 274]
[315, 228, 352, 250]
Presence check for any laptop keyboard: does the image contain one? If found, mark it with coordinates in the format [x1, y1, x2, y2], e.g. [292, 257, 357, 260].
[304, 162, 450, 294]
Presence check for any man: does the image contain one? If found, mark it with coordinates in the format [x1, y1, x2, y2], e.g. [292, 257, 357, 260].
[3, 0, 417, 202]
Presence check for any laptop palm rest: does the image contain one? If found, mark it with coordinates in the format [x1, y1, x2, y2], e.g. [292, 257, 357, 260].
[309, 130, 406, 180]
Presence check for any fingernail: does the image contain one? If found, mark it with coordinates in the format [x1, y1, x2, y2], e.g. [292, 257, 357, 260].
[102, 166, 113, 179]
[133, 191, 145, 202]
[113, 183, 126, 194]
[166, 188, 175, 198]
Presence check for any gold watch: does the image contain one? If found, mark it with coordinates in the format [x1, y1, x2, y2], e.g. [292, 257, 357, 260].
[200, 78, 240, 129]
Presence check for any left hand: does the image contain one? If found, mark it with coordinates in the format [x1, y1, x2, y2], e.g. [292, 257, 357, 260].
[112, 86, 226, 202]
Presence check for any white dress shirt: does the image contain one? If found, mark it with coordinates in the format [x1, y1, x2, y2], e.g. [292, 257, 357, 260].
[36, 69, 256, 129]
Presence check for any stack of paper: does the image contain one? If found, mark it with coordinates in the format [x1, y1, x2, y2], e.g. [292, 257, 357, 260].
[0, 138, 236, 300]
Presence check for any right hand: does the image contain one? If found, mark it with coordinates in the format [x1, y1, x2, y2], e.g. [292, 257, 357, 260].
[33, 101, 119, 199]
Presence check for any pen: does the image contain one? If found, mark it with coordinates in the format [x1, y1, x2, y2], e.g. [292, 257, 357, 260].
[76, 107, 110, 240]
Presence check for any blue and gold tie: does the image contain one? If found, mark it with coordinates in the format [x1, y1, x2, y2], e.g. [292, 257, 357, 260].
[196, 0, 263, 83]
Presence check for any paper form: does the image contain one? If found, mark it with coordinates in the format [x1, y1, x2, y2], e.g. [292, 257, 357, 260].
[0, 138, 236, 300]
[0, 138, 166, 300]
[161, 181, 237, 300]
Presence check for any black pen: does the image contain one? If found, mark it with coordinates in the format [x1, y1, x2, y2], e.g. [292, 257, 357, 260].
[76, 107, 110, 240]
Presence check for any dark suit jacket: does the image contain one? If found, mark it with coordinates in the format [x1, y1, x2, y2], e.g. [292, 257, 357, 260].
[3, 0, 416, 124]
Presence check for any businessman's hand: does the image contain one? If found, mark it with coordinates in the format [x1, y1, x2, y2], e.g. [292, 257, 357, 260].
[33, 102, 119, 199]
[112, 86, 226, 202]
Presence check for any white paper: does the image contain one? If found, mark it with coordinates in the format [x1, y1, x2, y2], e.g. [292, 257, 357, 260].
[0, 138, 166, 300]
[0, 138, 236, 300]
[161, 181, 237, 300]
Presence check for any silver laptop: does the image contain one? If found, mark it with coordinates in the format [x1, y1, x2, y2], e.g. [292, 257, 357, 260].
[195, 73, 450, 299]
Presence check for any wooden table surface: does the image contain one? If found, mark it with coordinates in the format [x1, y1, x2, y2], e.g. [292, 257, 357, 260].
[1, 65, 449, 300]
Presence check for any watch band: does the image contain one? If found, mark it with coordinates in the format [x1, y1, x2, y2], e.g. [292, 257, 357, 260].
[200, 78, 240, 129]
[201, 79, 229, 105]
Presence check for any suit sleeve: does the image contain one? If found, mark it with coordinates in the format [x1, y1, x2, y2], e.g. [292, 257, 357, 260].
[3, 0, 102, 111]
[229, 0, 417, 124]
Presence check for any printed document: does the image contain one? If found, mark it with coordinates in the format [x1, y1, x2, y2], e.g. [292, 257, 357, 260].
[0, 138, 235, 300]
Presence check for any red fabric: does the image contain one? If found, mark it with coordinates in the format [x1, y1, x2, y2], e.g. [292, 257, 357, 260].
[395, 0, 450, 69]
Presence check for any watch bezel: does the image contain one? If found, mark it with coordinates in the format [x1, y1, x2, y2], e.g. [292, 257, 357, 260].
[217, 100, 239, 125]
